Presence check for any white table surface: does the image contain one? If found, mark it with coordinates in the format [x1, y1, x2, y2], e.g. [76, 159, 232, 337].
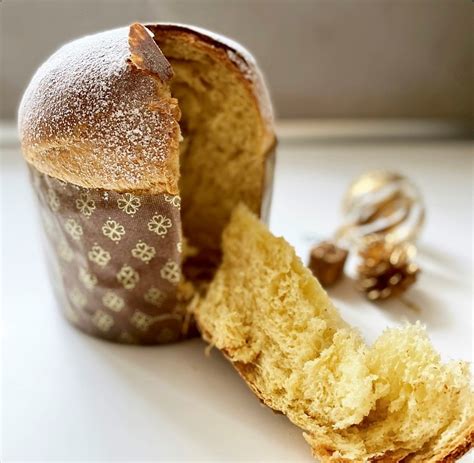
[1, 123, 473, 462]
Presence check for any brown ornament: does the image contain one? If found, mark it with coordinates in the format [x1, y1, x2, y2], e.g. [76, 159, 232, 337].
[356, 236, 419, 301]
[309, 241, 348, 287]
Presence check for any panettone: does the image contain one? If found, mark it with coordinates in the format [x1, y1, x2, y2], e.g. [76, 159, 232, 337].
[195, 204, 473, 462]
[18, 23, 275, 344]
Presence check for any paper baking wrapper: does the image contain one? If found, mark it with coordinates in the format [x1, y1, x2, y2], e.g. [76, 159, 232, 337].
[29, 165, 189, 344]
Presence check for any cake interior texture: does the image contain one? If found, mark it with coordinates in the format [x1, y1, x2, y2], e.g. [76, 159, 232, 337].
[152, 28, 268, 276]
[196, 204, 473, 462]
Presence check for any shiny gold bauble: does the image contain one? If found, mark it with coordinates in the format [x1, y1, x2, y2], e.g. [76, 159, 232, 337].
[337, 171, 425, 245]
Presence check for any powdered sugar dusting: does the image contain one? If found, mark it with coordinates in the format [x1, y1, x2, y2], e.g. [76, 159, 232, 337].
[18, 23, 273, 192]
[19, 27, 178, 190]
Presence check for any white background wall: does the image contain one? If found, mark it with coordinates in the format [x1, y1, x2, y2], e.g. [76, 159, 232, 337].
[0, 0, 471, 120]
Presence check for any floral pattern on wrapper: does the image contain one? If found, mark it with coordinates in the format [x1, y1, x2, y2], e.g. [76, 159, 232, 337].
[29, 165, 185, 344]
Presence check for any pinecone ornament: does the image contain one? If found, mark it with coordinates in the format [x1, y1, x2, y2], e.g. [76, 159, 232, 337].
[356, 236, 419, 301]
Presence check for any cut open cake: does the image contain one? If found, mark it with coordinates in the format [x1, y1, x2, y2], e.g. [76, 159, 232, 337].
[19, 23, 275, 342]
[195, 204, 473, 462]
[150, 25, 274, 262]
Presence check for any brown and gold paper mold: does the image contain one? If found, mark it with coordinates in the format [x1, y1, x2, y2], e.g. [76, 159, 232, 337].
[19, 23, 275, 344]
[31, 166, 186, 344]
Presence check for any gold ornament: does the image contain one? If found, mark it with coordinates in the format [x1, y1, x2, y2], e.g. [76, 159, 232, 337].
[308, 241, 348, 287]
[356, 236, 419, 301]
[337, 171, 425, 246]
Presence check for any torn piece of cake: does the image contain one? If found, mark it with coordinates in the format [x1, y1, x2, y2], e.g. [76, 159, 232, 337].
[195, 204, 473, 462]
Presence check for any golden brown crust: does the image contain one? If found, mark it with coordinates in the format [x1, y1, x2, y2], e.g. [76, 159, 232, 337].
[197, 325, 473, 463]
[19, 25, 181, 194]
[129, 23, 174, 79]
[401, 421, 474, 462]
[437, 427, 473, 462]
[304, 434, 412, 463]
[19, 23, 275, 196]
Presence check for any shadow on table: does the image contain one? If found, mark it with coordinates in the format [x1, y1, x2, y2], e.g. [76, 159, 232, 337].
[327, 272, 452, 330]
[75, 331, 311, 461]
